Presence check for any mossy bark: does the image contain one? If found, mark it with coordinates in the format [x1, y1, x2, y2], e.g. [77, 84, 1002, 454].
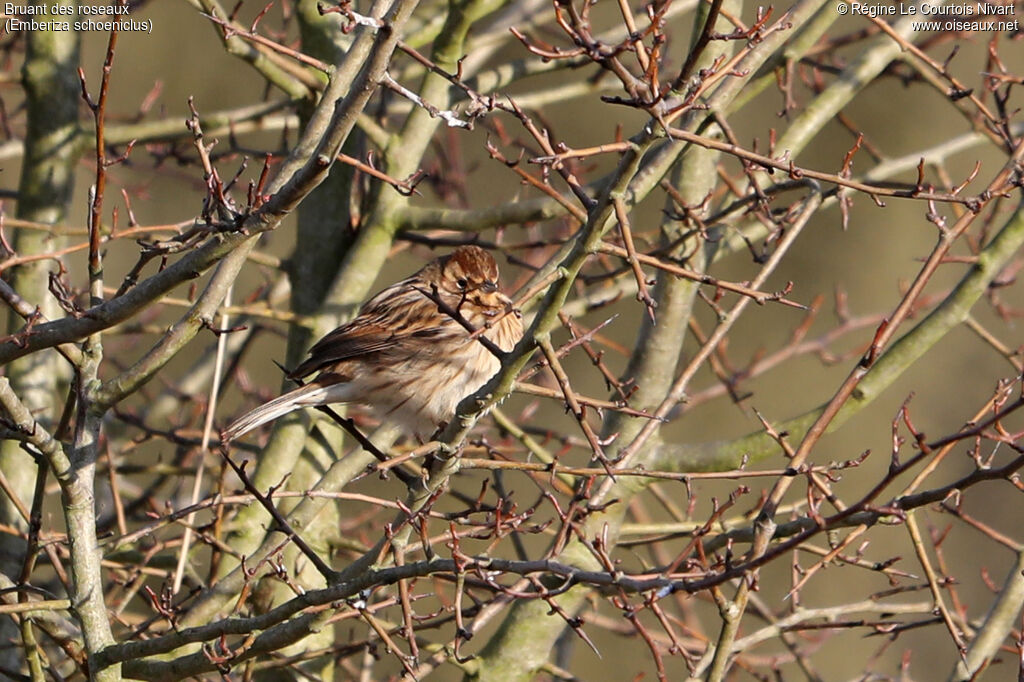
[0, 5, 81, 673]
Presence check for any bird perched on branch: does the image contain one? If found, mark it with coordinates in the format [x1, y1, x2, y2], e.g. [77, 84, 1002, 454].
[222, 245, 523, 443]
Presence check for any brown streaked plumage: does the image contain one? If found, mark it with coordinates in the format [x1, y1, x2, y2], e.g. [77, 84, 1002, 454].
[222, 246, 523, 443]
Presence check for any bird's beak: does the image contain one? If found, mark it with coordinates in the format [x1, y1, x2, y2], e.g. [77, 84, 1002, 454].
[481, 281, 498, 293]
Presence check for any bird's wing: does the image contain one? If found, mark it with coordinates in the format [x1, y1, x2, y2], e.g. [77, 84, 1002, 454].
[288, 321, 400, 379]
[288, 278, 444, 379]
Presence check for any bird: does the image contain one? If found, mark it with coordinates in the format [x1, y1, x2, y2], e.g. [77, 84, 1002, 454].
[222, 245, 523, 443]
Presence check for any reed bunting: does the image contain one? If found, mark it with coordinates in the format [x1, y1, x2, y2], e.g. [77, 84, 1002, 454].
[222, 246, 523, 442]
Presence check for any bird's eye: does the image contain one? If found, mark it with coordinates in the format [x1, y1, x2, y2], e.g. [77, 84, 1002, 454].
[456, 278, 468, 290]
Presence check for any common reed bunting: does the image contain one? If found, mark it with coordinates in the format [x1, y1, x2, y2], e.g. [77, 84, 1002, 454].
[222, 246, 523, 442]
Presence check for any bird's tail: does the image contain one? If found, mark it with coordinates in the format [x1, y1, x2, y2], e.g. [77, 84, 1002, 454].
[221, 382, 342, 443]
